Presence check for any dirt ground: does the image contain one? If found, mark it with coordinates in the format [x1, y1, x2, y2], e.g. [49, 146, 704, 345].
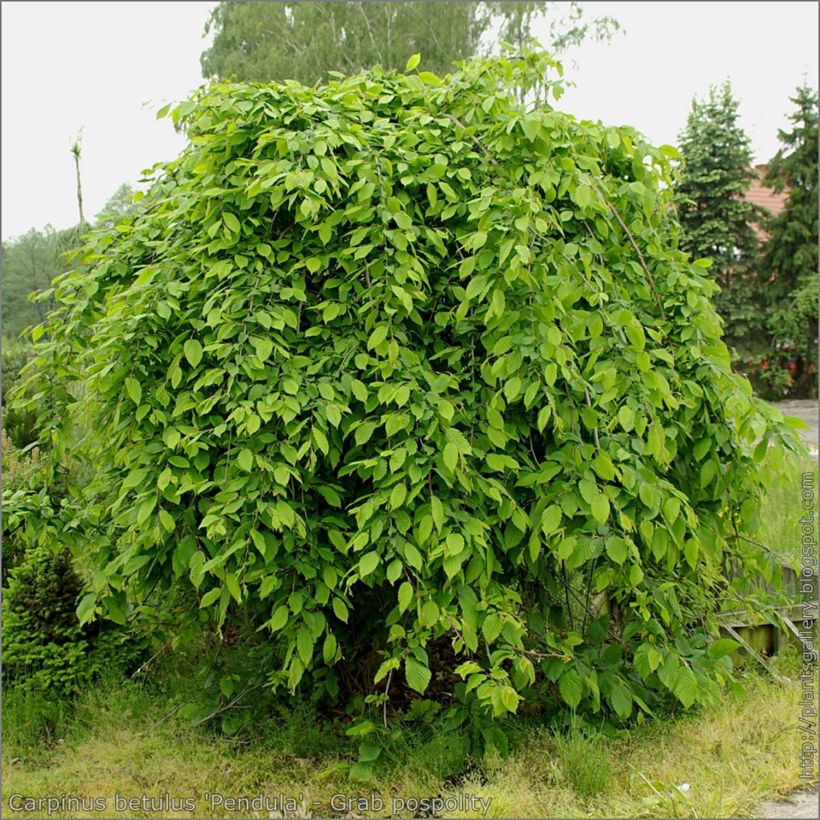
[752, 789, 819, 818]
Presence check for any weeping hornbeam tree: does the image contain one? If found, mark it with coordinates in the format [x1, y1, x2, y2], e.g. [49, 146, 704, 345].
[16, 52, 801, 729]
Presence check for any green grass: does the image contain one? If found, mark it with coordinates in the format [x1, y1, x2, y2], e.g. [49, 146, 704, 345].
[1, 651, 808, 818]
[756, 446, 817, 569]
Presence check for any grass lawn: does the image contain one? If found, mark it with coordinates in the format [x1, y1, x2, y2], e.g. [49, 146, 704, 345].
[756, 446, 817, 570]
[1, 650, 807, 819]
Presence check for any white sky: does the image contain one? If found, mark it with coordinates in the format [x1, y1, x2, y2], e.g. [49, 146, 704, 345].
[1, 1, 817, 241]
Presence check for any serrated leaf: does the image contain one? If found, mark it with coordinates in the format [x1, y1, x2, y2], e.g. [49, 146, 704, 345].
[405, 656, 431, 693]
[673, 665, 698, 708]
[482, 613, 501, 643]
[541, 505, 562, 535]
[504, 376, 522, 401]
[297, 627, 314, 665]
[76, 593, 97, 625]
[605, 536, 628, 564]
[590, 493, 610, 525]
[406, 52, 421, 71]
[390, 482, 407, 510]
[610, 684, 633, 720]
[559, 668, 583, 709]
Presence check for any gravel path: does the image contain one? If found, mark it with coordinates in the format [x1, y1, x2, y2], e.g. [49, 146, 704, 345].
[752, 789, 819, 818]
[772, 400, 818, 455]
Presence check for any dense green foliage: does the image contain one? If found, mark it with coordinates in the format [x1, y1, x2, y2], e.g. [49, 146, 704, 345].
[201, 1, 619, 85]
[1, 543, 134, 695]
[759, 85, 819, 397]
[675, 82, 763, 354]
[15, 53, 801, 747]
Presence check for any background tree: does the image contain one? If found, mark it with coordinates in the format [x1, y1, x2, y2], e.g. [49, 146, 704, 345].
[200, 1, 619, 84]
[759, 84, 819, 397]
[675, 81, 763, 354]
[2, 227, 63, 339]
[94, 183, 139, 230]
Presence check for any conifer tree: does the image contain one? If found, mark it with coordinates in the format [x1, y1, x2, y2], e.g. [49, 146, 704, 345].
[676, 82, 763, 353]
[760, 85, 819, 396]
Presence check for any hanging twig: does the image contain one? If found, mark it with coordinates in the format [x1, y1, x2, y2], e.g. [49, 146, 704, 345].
[589, 180, 665, 317]
[190, 683, 264, 728]
[583, 386, 600, 449]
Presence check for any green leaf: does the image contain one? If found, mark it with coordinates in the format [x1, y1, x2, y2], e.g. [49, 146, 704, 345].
[406, 52, 421, 71]
[349, 762, 373, 781]
[610, 684, 633, 720]
[225, 572, 241, 603]
[605, 536, 628, 565]
[673, 665, 698, 708]
[124, 377, 142, 405]
[323, 633, 337, 664]
[332, 597, 349, 623]
[504, 376, 522, 401]
[559, 668, 583, 709]
[541, 505, 562, 535]
[76, 593, 97, 625]
[159, 509, 176, 532]
[200, 587, 221, 608]
[398, 582, 413, 613]
[404, 543, 423, 570]
[389, 482, 407, 510]
[481, 613, 501, 643]
[443, 442, 458, 472]
[590, 493, 610, 525]
[367, 324, 388, 350]
[359, 551, 380, 578]
[405, 656, 431, 693]
[430, 496, 445, 530]
[223, 212, 241, 233]
[237, 449, 254, 471]
[708, 638, 741, 659]
[253, 337, 273, 361]
[359, 741, 382, 762]
[297, 627, 314, 665]
[618, 405, 634, 431]
[183, 338, 203, 367]
[269, 605, 289, 632]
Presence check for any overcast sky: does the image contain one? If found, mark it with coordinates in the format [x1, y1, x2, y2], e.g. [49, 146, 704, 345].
[1, 1, 817, 241]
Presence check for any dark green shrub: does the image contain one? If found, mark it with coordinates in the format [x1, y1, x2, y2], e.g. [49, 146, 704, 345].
[12, 51, 803, 742]
[2, 340, 39, 448]
[2, 545, 138, 695]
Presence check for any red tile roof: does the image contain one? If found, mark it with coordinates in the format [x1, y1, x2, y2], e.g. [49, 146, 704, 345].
[746, 164, 788, 239]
